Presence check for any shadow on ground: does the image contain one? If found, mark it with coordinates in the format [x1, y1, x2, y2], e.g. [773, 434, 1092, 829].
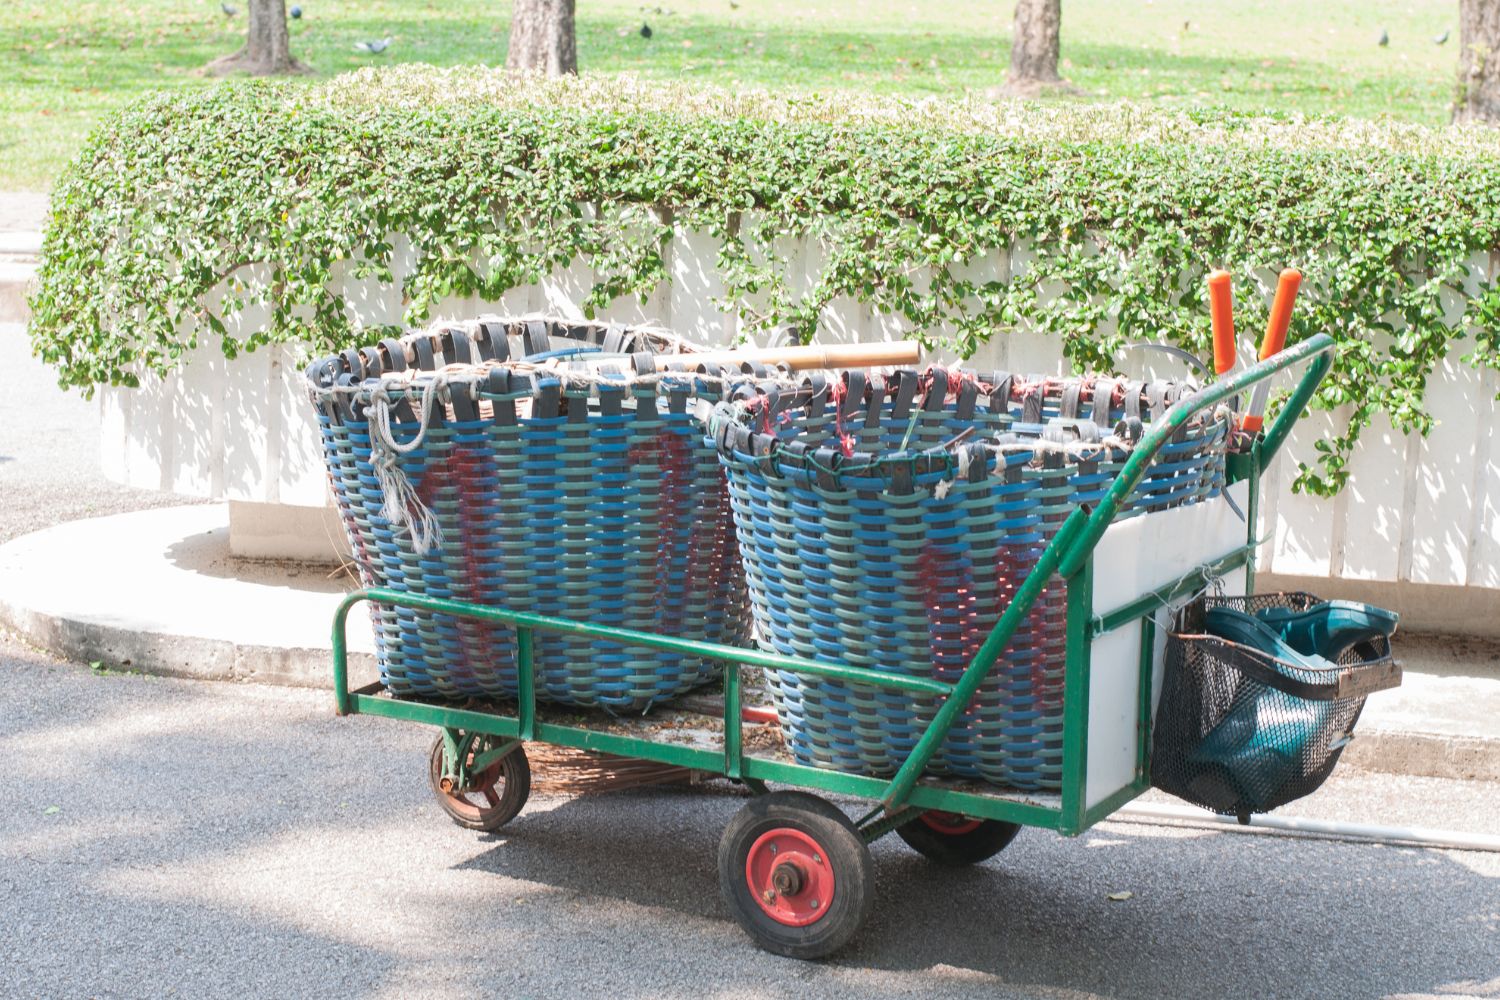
[459, 785, 1500, 998]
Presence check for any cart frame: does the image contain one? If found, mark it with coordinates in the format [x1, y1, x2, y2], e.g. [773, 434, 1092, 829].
[330, 333, 1335, 841]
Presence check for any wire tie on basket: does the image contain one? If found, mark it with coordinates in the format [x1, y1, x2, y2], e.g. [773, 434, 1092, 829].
[1221, 485, 1247, 523]
[934, 442, 975, 500]
[897, 401, 922, 453]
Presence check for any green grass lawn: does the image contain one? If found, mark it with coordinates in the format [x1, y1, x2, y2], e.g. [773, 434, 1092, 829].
[0, 0, 1463, 191]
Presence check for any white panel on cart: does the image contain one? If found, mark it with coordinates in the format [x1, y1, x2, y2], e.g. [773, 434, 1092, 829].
[1084, 481, 1250, 810]
[1092, 480, 1250, 613]
[1085, 623, 1141, 809]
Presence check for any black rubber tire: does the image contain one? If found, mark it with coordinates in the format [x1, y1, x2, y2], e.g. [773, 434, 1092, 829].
[428, 734, 531, 832]
[895, 812, 1021, 866]
[718, 791, 874, 960]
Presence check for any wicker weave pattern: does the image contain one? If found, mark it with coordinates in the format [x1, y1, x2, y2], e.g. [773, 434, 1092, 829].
[713, 368, 1230, 789]
[308, 318, 752, 711]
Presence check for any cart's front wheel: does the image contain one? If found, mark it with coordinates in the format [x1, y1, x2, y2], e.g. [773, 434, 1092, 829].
[896, 810, 1021, 866]
[428, 733, 531, 832]
[718, 791, 873, 959]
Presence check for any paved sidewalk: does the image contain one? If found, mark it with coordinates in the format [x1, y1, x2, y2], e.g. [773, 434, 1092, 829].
[0, 193, 44, 323]
[0, 191, 47, 232]
[1345, 633, 1500, 780]
[0, 323, 187, 546]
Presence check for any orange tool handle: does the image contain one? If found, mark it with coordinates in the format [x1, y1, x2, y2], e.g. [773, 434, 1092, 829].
[1241, 267, 1305, 432]
[1259, 268, 1303, 360]
[1208, 269, 1236, 376]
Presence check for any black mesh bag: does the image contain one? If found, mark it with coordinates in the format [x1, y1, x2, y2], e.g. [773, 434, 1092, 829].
[1151, 593, 1402, 822]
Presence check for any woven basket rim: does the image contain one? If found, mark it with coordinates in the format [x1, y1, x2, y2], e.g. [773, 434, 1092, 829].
[712, 365, 1228, 492]
[305, 315, 712, 395]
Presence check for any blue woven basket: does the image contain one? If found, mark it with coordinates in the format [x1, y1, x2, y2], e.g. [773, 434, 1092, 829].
[306, 318, 753, 712]
[711, 367, 1230, 789]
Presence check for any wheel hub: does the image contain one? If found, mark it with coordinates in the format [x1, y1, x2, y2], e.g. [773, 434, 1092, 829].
[746, 827, 835, 927]
[771, 861, 803, 897]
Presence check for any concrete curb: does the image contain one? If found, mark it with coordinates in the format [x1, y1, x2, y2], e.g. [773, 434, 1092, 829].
[1, 506, 1495, 784]
[0, 229, 42, 323]
[0, 504, 378, 690]
[1342, 730, 1500, 783]
[1, 597, 371, 690]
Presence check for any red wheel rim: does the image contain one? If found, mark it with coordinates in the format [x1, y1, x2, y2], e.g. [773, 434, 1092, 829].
[448, 761, 503, 818]
[745, 827, 836, 927]
[919, 810, 983, 836]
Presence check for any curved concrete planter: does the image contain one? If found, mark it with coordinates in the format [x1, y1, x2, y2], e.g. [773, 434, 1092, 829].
[99, 339, 348, 561]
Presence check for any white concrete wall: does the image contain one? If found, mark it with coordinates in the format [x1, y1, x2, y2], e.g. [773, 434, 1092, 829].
[98, 232, 1500, 599]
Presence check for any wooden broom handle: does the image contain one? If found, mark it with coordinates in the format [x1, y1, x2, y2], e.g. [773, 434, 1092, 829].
[656, 341, 920, 372]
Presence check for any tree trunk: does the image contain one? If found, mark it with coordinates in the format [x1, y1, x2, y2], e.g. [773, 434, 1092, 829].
[208, 0, 310, 77]
[1002, 0, 1063, 96]
[506, 0, 578, 76]
[1455, 0, 1500, 123]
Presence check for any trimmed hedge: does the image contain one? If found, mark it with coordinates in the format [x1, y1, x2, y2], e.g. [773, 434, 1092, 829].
[30, 67, 1500, 494]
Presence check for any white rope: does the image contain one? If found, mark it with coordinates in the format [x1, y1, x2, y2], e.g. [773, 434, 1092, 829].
[933, 445, 972, 499]
[991, 432, 1138, 461]
[370, 374, 444, 454]
[367, 375, 446, 555]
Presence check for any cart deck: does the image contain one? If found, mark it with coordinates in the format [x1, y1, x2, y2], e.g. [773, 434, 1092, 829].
[344, 675, 1069, 820]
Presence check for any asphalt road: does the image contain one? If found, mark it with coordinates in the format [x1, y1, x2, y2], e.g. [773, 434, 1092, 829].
[2, 655, 1498, 1000]
[2, 320, 1498, 999]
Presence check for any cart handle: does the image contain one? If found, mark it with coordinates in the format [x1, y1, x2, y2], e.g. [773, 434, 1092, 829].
[1056, 333, 1334, 578]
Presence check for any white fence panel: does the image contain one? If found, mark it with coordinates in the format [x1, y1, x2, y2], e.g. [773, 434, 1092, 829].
[95, 232, 1500, 595]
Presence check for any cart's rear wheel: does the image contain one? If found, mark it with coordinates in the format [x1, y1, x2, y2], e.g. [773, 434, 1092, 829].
[428, 733, 530, 832]
[718, 791, 873, 959]
[896, 810, 1021, 866]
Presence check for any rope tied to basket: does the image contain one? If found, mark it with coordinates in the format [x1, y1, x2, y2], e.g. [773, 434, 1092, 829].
[368, 375, 447, 555]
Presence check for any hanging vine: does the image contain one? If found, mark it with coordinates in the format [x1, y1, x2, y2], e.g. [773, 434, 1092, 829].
[29, 68, 1500, 495]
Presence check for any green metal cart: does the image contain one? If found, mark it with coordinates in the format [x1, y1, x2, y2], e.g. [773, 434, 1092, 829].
[329, 334, 1337, 959]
